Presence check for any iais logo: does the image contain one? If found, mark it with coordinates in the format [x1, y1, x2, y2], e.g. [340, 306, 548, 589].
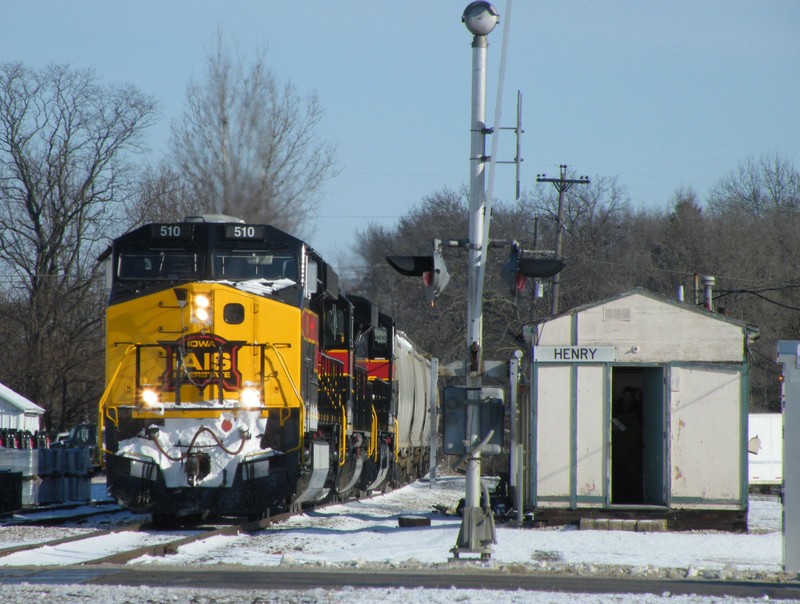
[160, 334, 244, 393]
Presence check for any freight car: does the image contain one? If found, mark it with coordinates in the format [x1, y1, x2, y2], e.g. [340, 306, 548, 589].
[98, 215, 432, 523]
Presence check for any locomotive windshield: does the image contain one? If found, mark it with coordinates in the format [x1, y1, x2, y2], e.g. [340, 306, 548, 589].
[118, 251, 203, 281]
[324, 306, 346, 348]
[372, 326, 390, 355]
[212, 251, 297, 282]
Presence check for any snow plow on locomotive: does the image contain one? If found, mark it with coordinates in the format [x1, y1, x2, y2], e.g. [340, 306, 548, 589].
[98, 216, 432, 522]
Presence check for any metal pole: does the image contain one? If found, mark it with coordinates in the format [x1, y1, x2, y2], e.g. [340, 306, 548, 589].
[509, 350, 522, 493]
[516, 443, 524, 525]
[429, 358, 439, 483]
[465, 28, 489, 515]
[514, 91, 522, 202]
[452, 2, 499, 560]
[777, 341, 800, 572]
[550, 166, 567, 315]
[702, 275, 715, 311]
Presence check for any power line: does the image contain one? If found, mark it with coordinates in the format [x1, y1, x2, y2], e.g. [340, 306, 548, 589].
[716, 289, 800, 312]
[316, 215, 404, 219]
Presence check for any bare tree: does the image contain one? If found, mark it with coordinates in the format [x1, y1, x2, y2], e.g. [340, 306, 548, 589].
[708, 154, 800, 216]
[523, 174, 633, 308]
[169, 35, 339, 237]
[126, 163, 197, 227]
[0, 62, 157, 430]
[357, 167, 800, 415]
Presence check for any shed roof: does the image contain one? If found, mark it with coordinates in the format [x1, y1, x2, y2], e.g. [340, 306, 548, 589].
[0, 382, 45, 415]
[537, 287, 759, 337]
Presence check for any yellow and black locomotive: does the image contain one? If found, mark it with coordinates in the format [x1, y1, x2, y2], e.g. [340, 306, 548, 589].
[98, 215, 431, 522]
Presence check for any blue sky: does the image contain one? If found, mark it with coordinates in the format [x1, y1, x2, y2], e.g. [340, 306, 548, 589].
[2, 2, 798, 272]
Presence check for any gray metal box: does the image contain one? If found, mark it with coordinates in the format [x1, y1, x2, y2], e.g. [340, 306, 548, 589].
[442, 385, 504, 456]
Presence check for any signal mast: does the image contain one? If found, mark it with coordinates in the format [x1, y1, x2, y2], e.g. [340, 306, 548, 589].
[387, 2, 564, 559]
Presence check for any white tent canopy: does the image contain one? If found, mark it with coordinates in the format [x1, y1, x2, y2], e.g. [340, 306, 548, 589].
[0, 382, 44, 432]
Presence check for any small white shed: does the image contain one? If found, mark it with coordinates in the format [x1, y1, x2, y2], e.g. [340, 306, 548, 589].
[0, 382, 44, 433]
[525, 288, 757, 530]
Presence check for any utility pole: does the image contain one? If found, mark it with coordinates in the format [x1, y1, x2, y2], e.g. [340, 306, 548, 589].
[536, 165, 590, 315]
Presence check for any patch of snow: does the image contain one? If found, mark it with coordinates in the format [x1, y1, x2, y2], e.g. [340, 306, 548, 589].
[0, 584, 781, 604]
[230, 278, 295, 296]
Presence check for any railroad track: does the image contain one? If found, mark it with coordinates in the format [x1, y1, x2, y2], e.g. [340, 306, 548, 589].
[0, 506, 295, 566]
[0, 483, 404, 567]
[88, 513, 292, 564]
[2, 501, 125, 527]
[0, 522, 145, 561]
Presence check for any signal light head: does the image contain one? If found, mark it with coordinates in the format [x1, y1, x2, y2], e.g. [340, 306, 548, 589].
[502, 244, 567, 297]
[501, 246, 523, 296]
[386, 239, 450, 305]
[386, 255, 433, 277]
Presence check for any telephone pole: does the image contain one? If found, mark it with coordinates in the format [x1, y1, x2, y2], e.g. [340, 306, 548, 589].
[536, 165, 590, 315]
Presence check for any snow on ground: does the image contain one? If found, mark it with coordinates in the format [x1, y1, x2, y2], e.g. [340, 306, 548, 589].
[132, 477, 784, 578]
[0, 475, 794, 603]
[0, 477, 149, 557]
[0, 584, 782, 604]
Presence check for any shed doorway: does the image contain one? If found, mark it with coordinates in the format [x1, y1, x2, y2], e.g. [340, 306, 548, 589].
[611, 367, 666, 505]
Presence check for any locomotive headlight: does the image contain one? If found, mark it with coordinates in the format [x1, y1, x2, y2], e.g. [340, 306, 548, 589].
[140, 387, 160, 407]
[194, 293, 210, 308]
[192, 293, 212, 323]
[239, 385, 261, 409]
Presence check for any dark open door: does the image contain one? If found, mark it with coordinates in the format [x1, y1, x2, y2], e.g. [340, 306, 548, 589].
[611, 367, 666, 505]
[641, 367, 666, 505]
